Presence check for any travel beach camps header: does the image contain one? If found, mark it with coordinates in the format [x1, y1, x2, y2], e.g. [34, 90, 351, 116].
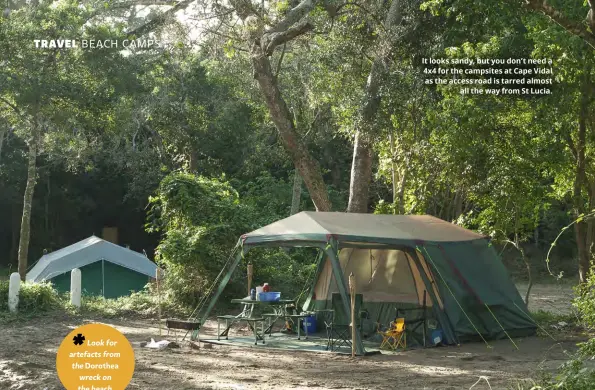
[33, 38, 161, 49]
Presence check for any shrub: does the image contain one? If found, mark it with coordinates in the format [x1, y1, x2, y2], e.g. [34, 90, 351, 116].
[146, 171, 319, 310]
[519, 268, 595, 389]
[574, 266, 595, 330]
[0, 280, 62, 313]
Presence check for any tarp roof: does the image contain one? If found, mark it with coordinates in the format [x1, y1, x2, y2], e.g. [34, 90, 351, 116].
[26, 236, 157, 282]
[242, 212, 486, 245]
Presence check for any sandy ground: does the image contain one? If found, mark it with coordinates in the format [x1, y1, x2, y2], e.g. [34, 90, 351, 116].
[516, 282, 577, 316]
[0, 283, 583, 390]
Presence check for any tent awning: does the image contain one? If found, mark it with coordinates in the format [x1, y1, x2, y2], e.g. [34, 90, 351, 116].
[242, 212, 486, 246]
[26, 236, 157, 282]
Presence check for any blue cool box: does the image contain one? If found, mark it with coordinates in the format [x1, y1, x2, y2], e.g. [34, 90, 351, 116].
[258, 292, 281, 301]
[302, 315, 317, 333]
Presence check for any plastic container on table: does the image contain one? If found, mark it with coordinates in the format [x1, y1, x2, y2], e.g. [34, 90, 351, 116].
[302, 314, 317, 333]
[258, 292, 281, 302]
[255, 286, 264, 301]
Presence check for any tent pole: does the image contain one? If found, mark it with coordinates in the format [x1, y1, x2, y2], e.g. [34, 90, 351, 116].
[102, 259, 105, 298]
[324, 239, 366, 356]
[419, 246, 490, 348]
[197, 247, 246, 329]
[302, 250, 325, 312]
[406, 248, 458, 345]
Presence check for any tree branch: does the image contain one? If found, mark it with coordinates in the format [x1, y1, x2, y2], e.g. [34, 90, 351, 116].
[126, 0, 194, 37]
[264, 19, 313, 55]
[0, 96, 27, 122]
[109, 0, 178, 9]
[274, 43, 287, 78]
[267, 0, 316, 34]
[525, 0, 595, 49]
[564, 129, 578, 160]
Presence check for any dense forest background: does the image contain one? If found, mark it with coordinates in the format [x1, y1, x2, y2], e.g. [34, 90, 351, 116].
[2, 0, 595, 297]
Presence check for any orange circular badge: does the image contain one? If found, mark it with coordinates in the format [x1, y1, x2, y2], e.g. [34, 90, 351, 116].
[56, 323, 135, 390]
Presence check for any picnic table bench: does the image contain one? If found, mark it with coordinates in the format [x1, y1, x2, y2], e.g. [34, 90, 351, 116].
[216, 298, 298, 344]
[217, 315, 266, 345]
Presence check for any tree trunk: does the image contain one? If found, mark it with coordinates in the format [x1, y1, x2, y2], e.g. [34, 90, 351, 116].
[45, 172, 50, 234]
[347, 131, 373, 213]
[189, 148, 198, 173]
[17, 120, 39, 281]
[453, 188, 464, 221]
[575, 61, 591, 283]
[10, 208, 19, 266]
[389, 133, 397, 212]
[251, 48, 332, 212]
[290, 168, 302, 215]
[347, 0, 403, 213]
[397, 165, 407, 215]
[0, 127, 5, 160]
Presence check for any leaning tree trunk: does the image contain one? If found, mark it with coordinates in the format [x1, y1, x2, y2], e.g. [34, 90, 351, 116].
[290, 168, 302, 215]
[17, 120, 39, 280]
[575, 59, 591, 284]
[389, 132, 398, 213]
[251, 48, 332, 212]
[347, 132, 373, 213]
[0, 127, 5, 160]
[397, 164, 408, 215]
[347, 0, 403, 213]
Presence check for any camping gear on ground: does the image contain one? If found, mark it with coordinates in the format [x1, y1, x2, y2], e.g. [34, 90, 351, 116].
[431, 329, 443, 345]
[145, 338, 173, 349]
[193, 212, 537, 355]
[394, 290, 428, 347]
[262, 283, 270, 292]
[302, 312, 317, 334]
[378, 318, 407, 350]
[26, 235, 157, 298]
[284, 312, 312, 340]
[259, 292, 280, 301]
[166, 319, 201, 342]
[319, 293, 364, 351]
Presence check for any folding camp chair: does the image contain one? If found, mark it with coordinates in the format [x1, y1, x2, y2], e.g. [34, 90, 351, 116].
[378, 318, 406, 350]
[395, 290, 428, 347]
[322, 293, 363, 351]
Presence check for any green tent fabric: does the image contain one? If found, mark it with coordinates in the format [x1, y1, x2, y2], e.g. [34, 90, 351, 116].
[26, 236, 156, 298]
[49, 260, 153, 299]
[240, 212, 536, 346]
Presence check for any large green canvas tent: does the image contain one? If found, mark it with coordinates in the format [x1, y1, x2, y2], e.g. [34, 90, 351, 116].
[198, 212, 536, 355]
[26, 236, 157, 298]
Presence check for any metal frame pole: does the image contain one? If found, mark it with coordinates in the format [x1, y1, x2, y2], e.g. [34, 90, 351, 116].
[302, 249, 325, 311]
[324, 238, 366, 356]
[196, 243, 247, 329]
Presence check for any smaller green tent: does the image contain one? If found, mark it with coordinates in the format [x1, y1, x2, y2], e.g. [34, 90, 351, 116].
[26, 236, 157, 298]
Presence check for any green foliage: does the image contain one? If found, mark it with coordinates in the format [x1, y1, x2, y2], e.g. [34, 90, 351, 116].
[0, 279, 186, 322]
[0, 281, 61, 313]
[574, 266, 595, 329]
[146, 171, 319, 308]
[80, 289, 188, 319]
[519, 270, 595, 389]
[531, 309, 575, 327]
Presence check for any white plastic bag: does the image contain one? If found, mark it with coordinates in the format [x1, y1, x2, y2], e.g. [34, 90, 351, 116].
[145, 338, 171, 349]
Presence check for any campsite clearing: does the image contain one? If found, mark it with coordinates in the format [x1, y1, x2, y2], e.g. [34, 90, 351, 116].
[0, 282, 582, 390]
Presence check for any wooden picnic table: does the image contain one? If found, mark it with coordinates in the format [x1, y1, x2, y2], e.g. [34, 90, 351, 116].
[217, 298, 297, 341]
